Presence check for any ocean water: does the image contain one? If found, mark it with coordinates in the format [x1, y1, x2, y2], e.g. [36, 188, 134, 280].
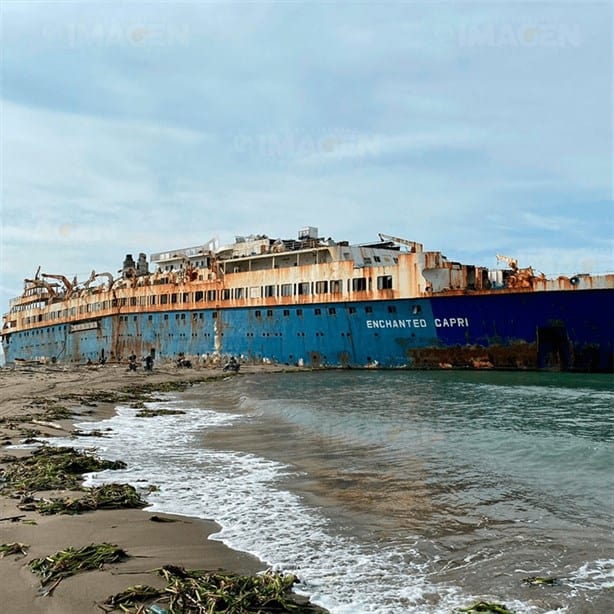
[63, 371, 613, 613]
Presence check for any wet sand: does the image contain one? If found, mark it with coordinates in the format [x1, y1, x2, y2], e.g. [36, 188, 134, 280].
[0, 363, 299, 614]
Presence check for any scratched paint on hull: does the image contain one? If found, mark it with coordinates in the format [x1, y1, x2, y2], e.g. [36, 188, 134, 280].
[4, 290, 613, 372]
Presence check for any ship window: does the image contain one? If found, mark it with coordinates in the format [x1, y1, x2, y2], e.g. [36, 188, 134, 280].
[314, 308, 322, 315]
[192, 313, 198, 320]
[212, 312, 218, 319]
[296, 309, 303, 316]
[133, 315, 137, 321]
[120, 298, 127, 306]
[255, 310, 261, 318]
[387, 305, 396, 313]
[377, 275, 393, 290]
[267, 309, 273, 317]
[207, 290, 217, 301]
[175, 314, 180, 320]
[374, 255, 381, 263]
[297, 282, 310, 295]
[181, 313, 186, 320]
[315, 281, 328, 294]
[234, 287, 244, 299]
[348, 306, 356, 314]
[283, 309, 290, 316]
[222, 289, 231, 300]
[365, 306, 373, 313]
[280, 283, 292, 297]
[183, 293, 190, 302]
[195, 291, 204, 302]
[330, 280, 342, 294]
[164, 314, 169, 320]
[352, 278, 367, 292]
[148, 315, 153, 321]
[412, 305, 422, 314]
[171, 293, 178, 304]
[160, 295, 168, 305]
[328, 307, 336, 315]
[264, 285, 275, 298]
[364, 257, 372, 265]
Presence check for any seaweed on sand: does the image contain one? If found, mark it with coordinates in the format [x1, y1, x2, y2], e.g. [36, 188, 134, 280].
[522, 576, 558, 586]
[135, 408, 186, 418]
[29, 543, 128, 594]
[458, 601, 516, 614]
[0, 542, 29, 557]
[0, 446, 126, 493]
[27, 398, 73, 420]
[34, 483, 147, 515]
[102, 585, 164, 611]
[105, 565, 323, 613]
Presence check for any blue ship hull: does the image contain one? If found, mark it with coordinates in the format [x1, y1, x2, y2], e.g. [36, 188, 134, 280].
[3, 289, 612, 372]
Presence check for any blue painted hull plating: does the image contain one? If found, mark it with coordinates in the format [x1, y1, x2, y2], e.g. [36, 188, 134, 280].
[3, 289, 612, 372]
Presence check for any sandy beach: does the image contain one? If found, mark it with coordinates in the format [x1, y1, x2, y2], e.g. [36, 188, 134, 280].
[0, 362, 305, 614]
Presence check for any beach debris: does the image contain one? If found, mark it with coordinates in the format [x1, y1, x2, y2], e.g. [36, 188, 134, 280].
[72, 429, 110, 438]
[0, 455, 19, 463]
[135, 408, 186, 418]
[149, 515, 177, 523]
[0, 514, 26, 522]
[19, 427, 42, 438]
[0, 445, 126, 493]
[458, 601, 516, 614]
[522, 575, 559, 586]
[102, 585, 164, 611]
[31, 419, 64, 430]
[128, 381, 194, 394]
[33, 483, 147, 515]
[28, 398, 73, 420]
[159, 565, 308, 613]
[0, 542, 29, 557]
[29, 543, 129, 595]
[104, 566, 320, 613]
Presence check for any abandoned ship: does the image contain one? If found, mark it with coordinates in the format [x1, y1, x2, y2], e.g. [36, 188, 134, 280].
[2, 227, 613, 372]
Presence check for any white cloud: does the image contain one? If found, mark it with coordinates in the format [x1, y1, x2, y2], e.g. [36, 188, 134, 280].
[1, 2, 612, 312]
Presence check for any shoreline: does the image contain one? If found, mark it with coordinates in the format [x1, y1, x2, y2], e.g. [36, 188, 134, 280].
[0, 362, 316, 614]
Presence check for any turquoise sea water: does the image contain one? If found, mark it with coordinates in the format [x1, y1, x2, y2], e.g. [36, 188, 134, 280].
[67, 370, 614, 613]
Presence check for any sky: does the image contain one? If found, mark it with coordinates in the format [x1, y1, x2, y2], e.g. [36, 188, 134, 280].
[1, 1, 612, 312]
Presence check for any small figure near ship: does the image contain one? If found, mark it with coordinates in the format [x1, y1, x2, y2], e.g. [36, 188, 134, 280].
[223, 356, 240, 373]
[2, 227, 612, 372]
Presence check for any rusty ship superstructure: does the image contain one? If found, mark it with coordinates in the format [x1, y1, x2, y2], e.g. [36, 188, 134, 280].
[2, 227, 613, 371]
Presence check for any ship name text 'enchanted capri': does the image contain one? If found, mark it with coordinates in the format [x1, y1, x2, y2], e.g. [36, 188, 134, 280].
[2, 227, 613, 372]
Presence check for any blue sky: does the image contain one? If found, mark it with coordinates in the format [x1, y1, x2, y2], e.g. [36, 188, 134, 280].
[1, 2, 612, 310]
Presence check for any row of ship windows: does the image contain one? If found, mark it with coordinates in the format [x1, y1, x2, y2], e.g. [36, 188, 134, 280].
[17, 304, 423, 333]
[19, 277, 395, 323]
[22, 329, 420, 348]
[23, 329, 422, 345]
[71, 331, 352, 339]
[116, 303, 421, 322]
[16, 325, 68, 337]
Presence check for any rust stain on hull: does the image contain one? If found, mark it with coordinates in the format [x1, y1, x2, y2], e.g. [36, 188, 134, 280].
[408, 344, 538, 370]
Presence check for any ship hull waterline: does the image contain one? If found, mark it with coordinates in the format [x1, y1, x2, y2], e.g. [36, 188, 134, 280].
[3, 289, 612, 373]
